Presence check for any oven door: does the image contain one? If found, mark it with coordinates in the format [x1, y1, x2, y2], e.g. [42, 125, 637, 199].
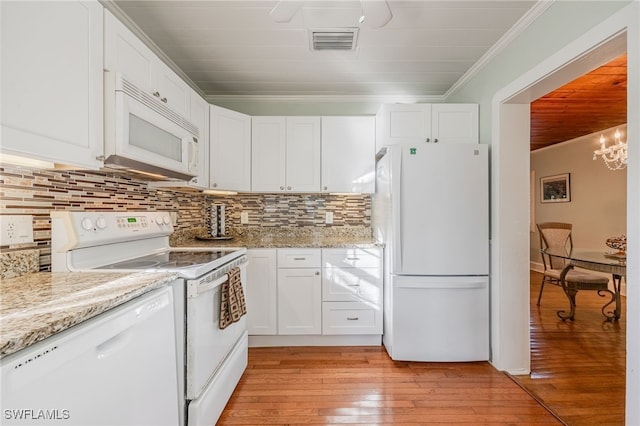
[185, 263, 247, 400]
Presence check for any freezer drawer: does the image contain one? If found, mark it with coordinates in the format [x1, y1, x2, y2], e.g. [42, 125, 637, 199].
[388, 275, 489, 362]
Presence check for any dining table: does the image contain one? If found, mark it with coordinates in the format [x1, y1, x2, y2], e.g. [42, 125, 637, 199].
[542, 248, 626, 321]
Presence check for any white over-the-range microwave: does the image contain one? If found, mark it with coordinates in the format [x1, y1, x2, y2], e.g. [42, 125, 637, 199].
[103, 70, 199, 181]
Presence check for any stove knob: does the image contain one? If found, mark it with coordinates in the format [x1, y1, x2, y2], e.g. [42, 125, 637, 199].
[96, 217, 107, 230]
[163, 215, 171, 225]
[155, 216, 164, 225]
[81, 218, 93, 231]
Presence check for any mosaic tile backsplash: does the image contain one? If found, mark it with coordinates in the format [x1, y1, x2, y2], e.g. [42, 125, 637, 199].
[0, 164, 371, 271]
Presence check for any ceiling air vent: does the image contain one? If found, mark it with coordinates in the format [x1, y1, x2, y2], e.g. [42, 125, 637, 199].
[310, 28, 359, 51]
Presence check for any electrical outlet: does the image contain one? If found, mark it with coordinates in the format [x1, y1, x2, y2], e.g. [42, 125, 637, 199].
[0, 215, 34, 246]
[170, 211, 178, 226]
[240, 211, 249, 225]
[325, 211, 334, 224]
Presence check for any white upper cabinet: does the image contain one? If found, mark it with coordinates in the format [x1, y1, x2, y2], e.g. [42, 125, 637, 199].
[252, 117, 321, 193]
[1, 0, 104, 169]
[210, 105, 251, 192]
[376, 103, 478, 150]
[187, 91, 209, 189]
[321, 116, 375, 194]
[251, 117, 286, 192]
[104, 10, 190, 117]
[431, 104, 479, 145]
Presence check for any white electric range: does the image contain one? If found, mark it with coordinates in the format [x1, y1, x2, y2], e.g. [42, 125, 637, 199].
[51, 211, 248, 426]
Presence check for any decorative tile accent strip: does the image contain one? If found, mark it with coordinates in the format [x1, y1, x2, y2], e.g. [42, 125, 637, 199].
[1, 163, 371, 271]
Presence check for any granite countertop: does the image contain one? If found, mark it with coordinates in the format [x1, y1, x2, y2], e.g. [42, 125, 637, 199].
[171, 226, 383, 249]
[0, 271, 179, 358]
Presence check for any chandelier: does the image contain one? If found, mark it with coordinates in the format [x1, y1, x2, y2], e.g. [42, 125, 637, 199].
[593, 128, 627, 170]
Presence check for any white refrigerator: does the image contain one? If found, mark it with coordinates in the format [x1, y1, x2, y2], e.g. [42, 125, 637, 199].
[373, 143, 489, 362]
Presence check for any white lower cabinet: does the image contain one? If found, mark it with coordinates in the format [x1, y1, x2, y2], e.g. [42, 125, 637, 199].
[277, 249, 322, 335]
[247, 247, 382, 342]
[246, 249, 277, 335]
[321, 248, 383, 335]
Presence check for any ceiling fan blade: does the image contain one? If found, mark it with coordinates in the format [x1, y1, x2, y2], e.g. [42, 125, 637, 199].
[269, 1, 303, 23]
[361, 0, 393, 29]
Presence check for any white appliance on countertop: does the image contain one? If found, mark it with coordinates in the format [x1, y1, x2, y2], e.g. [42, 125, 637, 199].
[51, 211, 248, 426]
[103, 70, 200, 181]
[373, 143, 489, 362]
[1, 286, 179, 426]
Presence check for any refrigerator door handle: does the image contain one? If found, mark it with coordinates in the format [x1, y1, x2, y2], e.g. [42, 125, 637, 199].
[395, 280, 487, 290]
[391, 148, 403, 272]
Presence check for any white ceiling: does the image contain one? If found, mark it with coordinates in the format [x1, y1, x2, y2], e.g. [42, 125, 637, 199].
[111, 0, 539, 102]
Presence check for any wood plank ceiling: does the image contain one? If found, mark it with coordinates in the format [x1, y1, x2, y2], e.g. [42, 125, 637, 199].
[530, 54, 627, 151]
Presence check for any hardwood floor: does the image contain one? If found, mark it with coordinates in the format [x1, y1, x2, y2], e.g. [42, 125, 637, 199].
[219, 271, 625, 425]
[511, 271, 626, 425]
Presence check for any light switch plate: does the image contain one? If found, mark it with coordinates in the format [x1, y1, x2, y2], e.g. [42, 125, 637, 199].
[0, 215, 34, 246]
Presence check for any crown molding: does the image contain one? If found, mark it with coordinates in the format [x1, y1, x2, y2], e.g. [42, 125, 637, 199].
[444, 0, 556, 100]
[205, 94, 446, 104]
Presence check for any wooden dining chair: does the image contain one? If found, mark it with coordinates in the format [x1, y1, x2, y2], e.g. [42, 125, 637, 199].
[537, 222, 612, 320]
[537, 222, 573, 306]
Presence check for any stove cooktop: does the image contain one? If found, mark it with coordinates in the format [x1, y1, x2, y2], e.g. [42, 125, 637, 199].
[98, 248, 246, 279]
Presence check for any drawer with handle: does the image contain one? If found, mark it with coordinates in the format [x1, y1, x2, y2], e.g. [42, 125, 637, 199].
[322, 248, 381, 269]
[322, 302, 381, 335]
[322, 267, 381, 303]
[277, 249, 321, 268]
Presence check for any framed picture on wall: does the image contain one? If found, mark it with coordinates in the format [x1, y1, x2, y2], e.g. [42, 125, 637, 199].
[541, 173, 571, 203]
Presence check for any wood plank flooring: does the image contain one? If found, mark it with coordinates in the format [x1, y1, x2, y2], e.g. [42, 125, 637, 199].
[511, 271, 626, 425]
[218, 270, 625, 425]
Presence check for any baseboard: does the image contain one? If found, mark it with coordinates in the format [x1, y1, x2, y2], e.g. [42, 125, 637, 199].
[249, 334, 382, 347]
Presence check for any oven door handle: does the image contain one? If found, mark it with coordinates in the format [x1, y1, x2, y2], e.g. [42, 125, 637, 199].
[187, 274, 228, 298]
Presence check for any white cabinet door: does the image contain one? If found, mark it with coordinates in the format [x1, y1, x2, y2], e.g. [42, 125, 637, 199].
[210, 105, 251, 191]
[431, 104, 479, 144]
[187, 92, 209, 189]
[104, 10, 190, 117]
[277, 268, 322, 335]
[1, 1, 103, 169]
[251, 116, 320, 193]
[376, 104, 431, 150]
[104, 10, 155, 93]
[251, 117, 286, 192]
[246, 249, 277, 335]
[285, 117, 321, 192]
[154, 61, 191, 117]
[321, 116, 375, 193]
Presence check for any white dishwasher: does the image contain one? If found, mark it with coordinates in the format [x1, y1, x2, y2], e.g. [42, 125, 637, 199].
[0, 286, 180, 426]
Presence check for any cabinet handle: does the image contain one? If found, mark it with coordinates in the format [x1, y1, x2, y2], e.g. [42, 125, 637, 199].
[324, 186, 328, 190]
[280, 186, 285, 190]
[347, 317, 359, 321]
[161, 97, 168, 103]
[425, 138, 430, 142]
[293, 257, 306, 261]
[287, 186, 292, 190]
[434, 138, 438, 143]
[212, 183, 218, 187]
[347, 284, 360, 287]
[153, 91, 160, 98]
[346, 257, 360, 261]
[315, 271, 320, 276]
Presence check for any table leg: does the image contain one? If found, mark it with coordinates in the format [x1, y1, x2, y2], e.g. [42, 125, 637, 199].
[612, 274, 623, 320]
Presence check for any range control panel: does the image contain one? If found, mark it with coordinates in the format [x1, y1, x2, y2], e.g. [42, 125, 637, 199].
[51, 211, 174, 250]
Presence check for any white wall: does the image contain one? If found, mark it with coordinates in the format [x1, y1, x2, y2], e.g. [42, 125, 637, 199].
[530, 125, 627, 264]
